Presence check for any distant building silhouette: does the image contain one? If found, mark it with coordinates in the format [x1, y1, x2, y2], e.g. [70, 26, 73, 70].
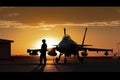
[0, 39, 14, 59]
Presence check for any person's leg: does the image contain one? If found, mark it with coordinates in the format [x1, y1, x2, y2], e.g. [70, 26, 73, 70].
[40, 55, 43, 64]
[44, 55, 46, 64]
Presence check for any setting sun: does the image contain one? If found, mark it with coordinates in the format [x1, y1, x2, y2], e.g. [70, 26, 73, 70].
[34, 37, 59, 49]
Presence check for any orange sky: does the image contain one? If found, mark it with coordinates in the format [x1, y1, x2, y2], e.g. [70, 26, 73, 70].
[0, 7, 120, 56]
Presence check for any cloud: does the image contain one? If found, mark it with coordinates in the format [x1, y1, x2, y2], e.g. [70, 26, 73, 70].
[0, 20, 55, 30]
[0, 20, 120, 30]
[53, 20, 120, 27]
[0, 7, 16, 11]
[7, 13, 20, 17]
[0, 20, 17, 28]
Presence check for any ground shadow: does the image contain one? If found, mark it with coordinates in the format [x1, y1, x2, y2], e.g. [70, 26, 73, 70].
[31, 64, 46, 72]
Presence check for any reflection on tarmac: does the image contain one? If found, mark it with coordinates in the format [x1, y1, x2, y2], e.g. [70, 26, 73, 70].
[1, 58, 120, 72]
[31, 63, 62, 72]
[32, 64, 46, 72]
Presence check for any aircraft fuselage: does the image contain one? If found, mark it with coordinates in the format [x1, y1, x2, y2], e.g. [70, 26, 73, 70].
[56, 34, 79, 56]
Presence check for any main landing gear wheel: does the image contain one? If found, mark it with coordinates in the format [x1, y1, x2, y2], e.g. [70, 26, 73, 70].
[80, 58, 84, 63]
[64, 59, 67, 64]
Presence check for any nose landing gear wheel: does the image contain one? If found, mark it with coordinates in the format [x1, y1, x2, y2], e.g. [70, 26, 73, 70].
[55, 58, 59, 64]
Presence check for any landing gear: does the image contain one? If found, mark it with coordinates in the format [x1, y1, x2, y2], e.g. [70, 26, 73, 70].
[55, 57, 59, 64]
[77, 52, 84, 63]
[55, 57, 67, 64]
[79, 57, 84, 63]
[64, 53, 67, 64]
[64, 59, 67, 64]
[55, 53, 62, 64]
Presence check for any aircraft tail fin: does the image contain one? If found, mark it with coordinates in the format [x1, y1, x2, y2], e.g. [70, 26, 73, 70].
[82, 27, 87, 46]
[64, 28, 66, 36]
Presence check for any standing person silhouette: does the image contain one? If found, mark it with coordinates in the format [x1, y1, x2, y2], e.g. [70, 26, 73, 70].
[40, 39, 47, 65]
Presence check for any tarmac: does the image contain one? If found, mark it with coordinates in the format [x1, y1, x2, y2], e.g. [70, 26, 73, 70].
[0, 56, 120, 72]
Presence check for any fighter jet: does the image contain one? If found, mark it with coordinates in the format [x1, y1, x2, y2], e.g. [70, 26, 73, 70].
[47, 27, 113, 64]
[27, 27, 113, 64]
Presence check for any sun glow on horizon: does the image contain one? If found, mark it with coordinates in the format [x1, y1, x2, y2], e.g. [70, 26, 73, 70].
[34, 37, 59, 49]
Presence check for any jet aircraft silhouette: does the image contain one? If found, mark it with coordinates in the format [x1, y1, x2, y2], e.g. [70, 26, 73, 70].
[27, 27, 113, 64]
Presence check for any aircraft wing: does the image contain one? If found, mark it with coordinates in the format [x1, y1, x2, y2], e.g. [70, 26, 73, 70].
[80, 47, 113, 52]
[77, 44, 93, 46]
